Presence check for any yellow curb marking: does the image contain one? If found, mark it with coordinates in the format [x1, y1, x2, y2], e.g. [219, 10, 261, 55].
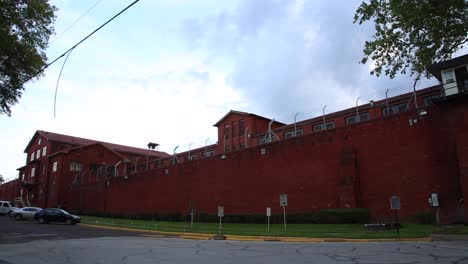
[81, 223, 433, 243]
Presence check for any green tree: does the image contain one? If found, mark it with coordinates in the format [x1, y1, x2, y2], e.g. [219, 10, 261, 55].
[0, 0, 57, 116]
[354, 0, 468, 78]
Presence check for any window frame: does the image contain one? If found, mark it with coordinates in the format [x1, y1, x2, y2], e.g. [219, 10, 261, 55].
[345, 112, 370, 125]
[70, 162, 83, 172]
[382, 103, 409, 117]
[239, 119, 245, 136]
[313, 121, 335, 132]
[284, 129, 303, 139]
[202, 150, 215, 157]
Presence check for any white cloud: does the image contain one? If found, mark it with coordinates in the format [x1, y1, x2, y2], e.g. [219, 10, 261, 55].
[0, 0, 442, 181]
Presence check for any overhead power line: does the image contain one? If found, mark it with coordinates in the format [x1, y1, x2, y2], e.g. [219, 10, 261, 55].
[20, 0, 140, 88]
[49, 0, 104, 46]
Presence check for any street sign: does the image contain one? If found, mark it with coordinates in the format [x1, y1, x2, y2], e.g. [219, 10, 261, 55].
[280, 194, 288, 206]
[266, 207, 271, 216]
[390, 196, 400, 210]
[431, 193, 439, 207]
[217, 206, 224, 217]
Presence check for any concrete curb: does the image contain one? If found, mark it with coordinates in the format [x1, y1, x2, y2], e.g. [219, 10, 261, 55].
[80, 223, 433, 243]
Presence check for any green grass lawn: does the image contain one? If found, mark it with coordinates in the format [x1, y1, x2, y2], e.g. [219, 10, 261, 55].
[81, 216, 450, 239]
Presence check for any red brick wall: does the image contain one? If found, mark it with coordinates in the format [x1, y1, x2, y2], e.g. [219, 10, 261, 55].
[0, 179, 20, 202]
[64, 102, 467, 224]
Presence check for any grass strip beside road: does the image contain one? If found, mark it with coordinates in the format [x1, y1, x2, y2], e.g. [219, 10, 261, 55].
[81, 216, 443, 239]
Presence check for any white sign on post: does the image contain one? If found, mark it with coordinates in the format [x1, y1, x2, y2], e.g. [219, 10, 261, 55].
[431, 193, 439, 207]
[280, 194, 288, 232]
[217, 206, 224, 217]
[280, 194, 288, 206]
[390, 196, 401, 210]
[266, 207, 271, 233]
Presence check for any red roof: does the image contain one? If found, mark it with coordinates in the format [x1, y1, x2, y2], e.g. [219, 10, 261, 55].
[213, 110, 286, 127]
[25, 130, 169, 158]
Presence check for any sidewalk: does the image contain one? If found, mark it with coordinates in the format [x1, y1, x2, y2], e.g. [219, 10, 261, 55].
[430, 234, 468, 241]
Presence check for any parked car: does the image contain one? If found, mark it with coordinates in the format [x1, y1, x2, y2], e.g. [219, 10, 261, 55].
[0, 201, 18, 216]
[10, 207, 42, 221]
[34, 208, 80, 225]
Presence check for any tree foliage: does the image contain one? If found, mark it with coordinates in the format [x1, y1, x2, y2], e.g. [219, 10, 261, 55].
[354, 0, 468, 78]
[0, 0, 56, 116]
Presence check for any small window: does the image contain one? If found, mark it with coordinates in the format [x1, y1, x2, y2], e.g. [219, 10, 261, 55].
[36, 149, 41, 159]
[202, 150, 215, 157]
[70, 162, 83, 172]
[42, 146, 47, 156]
[31, 168, 35, 177]
[52, 161, 58, 172]
[239, 119, 245, 136]
[382, 103, 408, 117]
[224, 124, 230, 139]
[284, 129, 303, 139]
[38, 138, 41, 145]
[442, 69, 455, 84]
[314, 121, 335, 132]
[30, 153, 34, 162]
[346, 113, 370, 125]
[187, 154, 197, 161]
[225, 146, 231, 152]
[232, 122, 237, 138]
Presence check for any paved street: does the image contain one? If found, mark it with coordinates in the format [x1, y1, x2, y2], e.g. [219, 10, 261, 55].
[1, 236, 468, 264]
[0, 215, 155, 244]
[2, 216, 468, 263]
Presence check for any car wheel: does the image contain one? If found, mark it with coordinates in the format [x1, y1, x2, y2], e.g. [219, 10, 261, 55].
[38, 217, 45, 224]
[66, 218, 72, 225]
[14, 214, 23, 221]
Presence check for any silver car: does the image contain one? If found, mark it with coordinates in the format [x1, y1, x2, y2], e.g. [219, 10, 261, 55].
[11, 207, 42, 221]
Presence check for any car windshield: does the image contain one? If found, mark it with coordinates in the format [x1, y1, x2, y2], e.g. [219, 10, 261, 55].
[58, 209, 69, 214]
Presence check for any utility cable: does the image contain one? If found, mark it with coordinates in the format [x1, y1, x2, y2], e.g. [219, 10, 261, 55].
[54, 47, 75, 118]
[18, 0, 140, 88]
[49, 0, 104, 46]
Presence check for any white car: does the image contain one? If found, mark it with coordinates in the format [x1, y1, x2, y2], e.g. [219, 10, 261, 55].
[0, 201, 18, 216]
[10, 207, 42, 221]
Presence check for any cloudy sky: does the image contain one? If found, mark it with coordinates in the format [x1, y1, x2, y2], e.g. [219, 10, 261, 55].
[0, 0, 441, 181]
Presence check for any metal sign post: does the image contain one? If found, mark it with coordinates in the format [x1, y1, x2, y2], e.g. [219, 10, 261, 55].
[430, 193, 440, 225]
[390, 196, 401, 234]
[190, 208, 194, 229]
[280, 194, 288, 232]
[266, 207, 271, 233]
[217, 206, 224, 234]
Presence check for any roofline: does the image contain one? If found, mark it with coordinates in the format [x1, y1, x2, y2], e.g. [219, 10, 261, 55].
[25, 130, 169, 157]
[250, 85, 439, 137]
[427, 54, 468, 81]
[213, 110, 286, 127]
[23, 131, 41, 153]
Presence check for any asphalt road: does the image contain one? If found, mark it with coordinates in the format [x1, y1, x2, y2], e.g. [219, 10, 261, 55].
[1, 236, 468, 264]
[2, 215, 468, 264]
[0, 215, 156, 244]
